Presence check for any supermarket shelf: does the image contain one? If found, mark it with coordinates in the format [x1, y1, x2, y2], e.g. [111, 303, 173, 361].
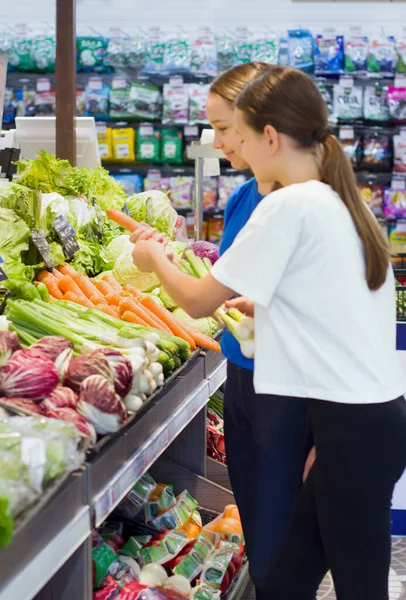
[206, 358, 227, 396]
[0, 471, 90, 600]
[206, 457, 232, 491]
[225, 561, 251, 600]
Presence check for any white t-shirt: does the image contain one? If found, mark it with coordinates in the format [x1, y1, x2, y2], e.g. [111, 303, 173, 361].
[211, 180, 406, 404]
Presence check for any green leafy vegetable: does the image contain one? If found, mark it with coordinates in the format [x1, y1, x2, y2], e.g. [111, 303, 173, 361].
[113, 249, 159, 292]
[101, 235, 134, 271]
[173, 308, 219, 338]
[0, 208, 31, 261]
[0, 183, 42, 229]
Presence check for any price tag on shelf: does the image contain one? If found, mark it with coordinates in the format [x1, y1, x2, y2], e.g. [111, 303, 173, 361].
[112, 77, 127, 90]
[392, 177, 406, 191]
[30, 230, 56, 268]
[339, 76, 354, 89]
[184, 125, 199, 138]
[54, 215, 80, 258]
[89, 77, 103, 91]
[95, 488, 113, 526]
[139, 124, 154, 137]
[0, 256, 7, 283]
[339, 126, 355, 141]
[169, 76, 184, 88]
[96, 123, 107, 135]
[36, 78, 51, 92]
[395, 76, 406, 88]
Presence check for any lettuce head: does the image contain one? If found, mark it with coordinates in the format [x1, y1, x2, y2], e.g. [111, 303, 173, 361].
[113, 249, 159, 292]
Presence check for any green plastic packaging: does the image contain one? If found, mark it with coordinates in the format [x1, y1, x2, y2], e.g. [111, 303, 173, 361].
[161, 129, 183, 164]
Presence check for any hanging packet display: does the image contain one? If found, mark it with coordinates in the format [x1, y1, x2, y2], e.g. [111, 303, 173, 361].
[191, 28, 218, 76]
[218, 175, 247, 209]
[314, 32, 344, 74]
[287, 29, 314, 73]
[85, 78, 110, 121]
[397, 38, 406, 74]
[251, 34, 278, 64]
[77, 36, 108, 72]
[358, 183, 385, 218]
[30, 35, 56, 73]
[189, 84, 209, 124]
[208, 216, 224, 245]
[216, 31, 235, 72]
[161, 129, 183, 164]
[130, 83, 162, 121]
[360, 132, 393, 172]
[338, 127, 363, 169]
[35, 79, 56, 116]
[111, 128, 136, 163]
[333, 83, 363, 120]
[394, 132, 406, 173]
[112, 174, 144, 196]
[389, 220, 406, 254]
[110, 78, 132, 120]
[9, 35, 35, 72]
[163, 78, 189, 125]
[363, 85, 390, 122]
[384, 188, 406, 220]
[163, 35, 191, 72]
[96, 125, 113, 162]
[15, 88, 36, 117]
[137, 125, 161, 163]
[202, 178, 218, 210]
[388, 86, 406, 122]
[76, 87, 86, 116]
[106, 30, 147, 70]
[233, 27, 253, 66]
[344, 33, 369, 73]
[169, 176, 194, 208]
[368, 36, 397, 75]
[316, 81, 333, 115]
[143, 27, 165, 73]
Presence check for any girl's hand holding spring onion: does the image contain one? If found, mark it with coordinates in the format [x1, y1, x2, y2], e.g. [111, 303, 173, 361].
[225, 297, 254, 318]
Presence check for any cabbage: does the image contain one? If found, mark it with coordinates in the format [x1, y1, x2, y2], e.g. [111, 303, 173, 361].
[159, 287, 178, 311]
[127, 194, 147, 222]
[101, 235, 134, 270]
[173, 308, 219, 338]
[167, 241, 188, 258]
[0, 208, 31, 261]
[132, 191, 177, 238]
[113, 249, 159, 292]
[0, 183, 42, 229]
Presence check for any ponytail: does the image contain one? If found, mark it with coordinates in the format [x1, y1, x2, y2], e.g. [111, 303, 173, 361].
[320, 135, 390, 291]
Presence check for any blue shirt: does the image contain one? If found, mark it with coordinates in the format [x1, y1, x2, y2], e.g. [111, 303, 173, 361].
[219, 178, 263, 371]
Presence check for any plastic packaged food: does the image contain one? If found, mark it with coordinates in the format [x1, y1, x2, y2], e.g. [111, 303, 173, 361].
[251, 33, 278, 64]
[30, 35, 56, 73]
[218, 175, 247, 210]
[202, 178, 218, 210]
[85, 79, 110, 121]
[76, 87, 86, 116]
[216, 31, 235, 72]
[389, 220, 406, 253]
[191, 28, 218, 76]
[161, 130, 184, 165]
[333, 83, 363, 121]
[163, 35, 191, 72]
[363, 85, 390, 122]
[130, 83, 162, 121]
[208, 217, 224, 245]
[384, 188, 406, 220]
[344, 32, 369, 73]
[397, 37, 406, 74]
[9, 35, 35, 72]
[338, 128, 363, 169]
[394, 133, 406, 173]
[360, 132, 393, 172]
[97, 125, 114, 162]
[77, 36, 107, 72]
[169, 177, 194, 209]
[189, 84, 210, 124]
[368, 36, 397, 75]
[111, 128, 136, 164]
[358, 183, 385, 218]
[144, 27, 165, 73]
[109, 79, 133, 120]
[314, 32, 344, 74]
[137, 126, 161, 163]
[35, 87, 56, 116]
[113, 174, 144, 196]
[163, 78, 189, 125]
[233, 27, 253, 66]
[316, 81, 334, 115]
[287, 29, 314, 73]
[388, 87, 406, 123]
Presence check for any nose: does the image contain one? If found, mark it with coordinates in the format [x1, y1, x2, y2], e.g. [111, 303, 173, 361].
[212, 132, 223, 150]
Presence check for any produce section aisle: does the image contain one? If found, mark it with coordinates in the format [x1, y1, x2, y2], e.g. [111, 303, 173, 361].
[0, 348, 230, 600]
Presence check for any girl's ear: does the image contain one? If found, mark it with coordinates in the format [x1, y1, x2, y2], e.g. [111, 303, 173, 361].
[264, 124, 279, 155]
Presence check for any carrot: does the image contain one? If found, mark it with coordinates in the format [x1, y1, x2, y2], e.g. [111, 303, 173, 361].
[106, 208, 140, 233]
[98, 305, 120, 318]
[63, 291, 94, 309]
[92, 297, 109, 306]
[40, 273, 64, 300]
[63, 291, 80, 302]
[122, 285, 142, 299]
[73, 272, 106, 303]
[58, 264, 77, 277]
[105, 293, 121, 307]
[175, 320, 221, 352]
[58, 276, 95, 306]
[139, 296, 196, 350]
[122, 310, 150, 328]
[118, 297, 170, 332]
[102, 275, 122, 294]
[36, 270, 53, 283]
[92, 279, 115, 296]
[52, 268, 64, 279]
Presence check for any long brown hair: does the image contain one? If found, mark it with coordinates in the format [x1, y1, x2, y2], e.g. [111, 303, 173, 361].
[210, 62, 274, 105]
[236, 67, 390, 291]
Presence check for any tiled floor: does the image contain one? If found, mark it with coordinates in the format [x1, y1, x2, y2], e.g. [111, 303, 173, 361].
[244, 537, 406, 600]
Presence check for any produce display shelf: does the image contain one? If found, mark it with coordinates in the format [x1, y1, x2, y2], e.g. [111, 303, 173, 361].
[0, 471, 90, 600]
[224, 561, 251, 600]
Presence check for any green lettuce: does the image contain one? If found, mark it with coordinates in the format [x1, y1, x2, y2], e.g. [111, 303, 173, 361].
[101, 235, 134, 270]
[173, 308, 219, 338]
[0, 183, 42, 229]
[127, 193, 147, 222]
[113, 249, 159, 292]
[0, 208, 31, 261]
[129, 191, 177, 237]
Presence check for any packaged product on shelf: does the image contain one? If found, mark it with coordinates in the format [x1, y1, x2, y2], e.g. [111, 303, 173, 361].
[163, 78, 189, 125]
[218, 175, 247, 210]
[251, 32, 279, 64]
[130, 82, 163, 121]
[189, 84, 210, 124]
[358, 183, 385, 218]
[15, 88, 36, 117]
[77, 36, 108, 72]
[113, 174, 144, 196]
[137, 125, 161, 163]
[2, 89, 17, 124]
[9, 34, 35, 72]
[163, 35, 191, 72]
[397, 36, 406, 74]
[85, 78, 110, 121]
[389, 219, 406, 253]
[314, 31, 344, 74]
[202, 178, 218, 210]
[191, 28, 218, 76]
[278, 37, 289, 67]
[30, 34, 56, 73]
[216, 31, 235, 72]
[106, 29, 147, 70]
[388, 86, 406, 123]
[233, 27, 253, 66]
[333, 83, 363, 121]
[208, 216, 224, 245]
[97, 125, 114, 161]
[111, 128, 136, 163]
[35, 87, 56, 116]
[161, 129, 184, 164]
[394, 132, 406, 173]
[316, 81, 333, 115]
[363, 85, 390, 122]
[144, 27, 165, 73]
[360, 132, 393, 172]
[287, 29, 314, 74]
[384, 187, 406, 219]
[169, 176, 194, 208]
[368, 36, 397, 75]
[144, 169, 164, 191]
[344, 31, 369, 73]
[338, 127, 363, 169]
[109, 77, 133, 120]
[76, 87, 86, 116]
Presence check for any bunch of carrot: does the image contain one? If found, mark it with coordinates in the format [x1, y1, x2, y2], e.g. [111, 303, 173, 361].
[35, 265, 220, 352]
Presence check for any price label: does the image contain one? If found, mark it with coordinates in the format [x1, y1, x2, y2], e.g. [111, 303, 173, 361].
[54, 215, 80, 258]
[339, 126, 355, 141]
[139, 124, 154, 137]
[392, 177, 406, 191]
[0, 256, 7, 283]
[184, 125, 199, 138]
[89, 77, 103, 91]
[112, 77, 127, 90]
[30, 230, 56, 268]
[122, 202, 130, 215]
[395, 76, 406, 88]
[36, 78, 51, 92]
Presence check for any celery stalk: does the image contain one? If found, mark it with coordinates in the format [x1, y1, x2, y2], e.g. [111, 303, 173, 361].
[184, 250, 208, 279]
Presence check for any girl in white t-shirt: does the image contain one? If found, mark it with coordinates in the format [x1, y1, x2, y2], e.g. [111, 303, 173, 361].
[132, 66, 406, 599]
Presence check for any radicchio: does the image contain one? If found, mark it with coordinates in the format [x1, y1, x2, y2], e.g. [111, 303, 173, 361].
[64, 354, 114, 392]
[0, 331, 20, 367]
[42, 385, 78, 410]
[44, 406, 97, 443]
[187, 241, 219, 265]
[0, 353, 59, 401]
[77, 374, 127, 434]
[31, 336, 74, 379]
[0, 396, 45, 415]
[92, 348, 133, 398]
